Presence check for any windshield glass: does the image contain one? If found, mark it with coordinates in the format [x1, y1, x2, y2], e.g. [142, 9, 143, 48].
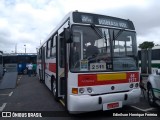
[70, 25, 138, 72]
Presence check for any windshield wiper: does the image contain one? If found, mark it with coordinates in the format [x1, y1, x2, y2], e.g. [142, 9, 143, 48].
[90, 24, 103, 38]
[114, 29, 125, 40]
[90, 24, 108, 53]
[112, 29, 125, 48]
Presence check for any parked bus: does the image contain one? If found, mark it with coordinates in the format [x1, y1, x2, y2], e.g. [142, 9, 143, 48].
[37, 11, 141, 113]
[138, 46, 160, 73]
[0, 51, 3, 79]
[3, 53, 37, 74]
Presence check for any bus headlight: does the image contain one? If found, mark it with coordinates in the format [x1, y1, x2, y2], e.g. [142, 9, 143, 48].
[79, 88, 85, 94]
[129, 83, 133, 88]
[135, 83, 139, 88]
[87, 87, 92, 93]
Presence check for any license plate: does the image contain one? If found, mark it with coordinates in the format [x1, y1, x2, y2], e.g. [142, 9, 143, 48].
[103, 101, 122, 110]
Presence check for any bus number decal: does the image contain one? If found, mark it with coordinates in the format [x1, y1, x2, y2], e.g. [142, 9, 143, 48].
[90, 63, 106, 71]
[127, 72, 139, 82]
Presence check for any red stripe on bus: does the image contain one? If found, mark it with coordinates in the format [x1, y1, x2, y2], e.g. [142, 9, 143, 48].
[49, 63, 56, 73]
[78, 78, 127, 86]
[78, 72, 139, 87]
[127, 72, 139, 82]
[78, 74, 97, 86]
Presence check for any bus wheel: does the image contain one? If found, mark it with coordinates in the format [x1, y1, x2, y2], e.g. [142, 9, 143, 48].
[147, 84, 156, 107]
[52, 78, 58, 101]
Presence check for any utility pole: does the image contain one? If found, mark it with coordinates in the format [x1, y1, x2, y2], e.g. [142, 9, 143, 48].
[15, 43, 17, 53]
[24, 45, 26, 53]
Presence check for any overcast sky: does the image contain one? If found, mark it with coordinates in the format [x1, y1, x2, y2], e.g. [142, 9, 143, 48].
[0, 0, 160, 53]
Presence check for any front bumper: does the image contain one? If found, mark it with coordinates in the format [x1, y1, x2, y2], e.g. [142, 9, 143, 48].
[68, 88, 141, 114]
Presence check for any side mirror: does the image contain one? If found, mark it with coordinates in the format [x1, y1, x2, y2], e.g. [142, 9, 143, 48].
[64, 28, 72, 43]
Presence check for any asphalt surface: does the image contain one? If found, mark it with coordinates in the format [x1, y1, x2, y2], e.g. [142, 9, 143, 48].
[2, 75, 64, 111]
[0, 72, 18, 89]
[0, 74, 159, 120]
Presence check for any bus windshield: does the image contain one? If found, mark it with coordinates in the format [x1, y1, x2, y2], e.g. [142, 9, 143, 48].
[70, 25, 138, 72]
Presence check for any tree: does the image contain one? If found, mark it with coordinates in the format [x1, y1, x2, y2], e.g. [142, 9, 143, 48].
[138, 41, 154, 49]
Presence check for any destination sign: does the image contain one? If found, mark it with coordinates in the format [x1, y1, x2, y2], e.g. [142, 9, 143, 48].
[81, 15, 93, 23]
[73, 12, 135, 30]
[98, 18, 128, 28]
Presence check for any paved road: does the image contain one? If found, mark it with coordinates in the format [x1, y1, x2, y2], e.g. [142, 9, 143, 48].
[2, 75, 64, 111]
[0, 72, 17, 89]
[0, 75, 159, 120]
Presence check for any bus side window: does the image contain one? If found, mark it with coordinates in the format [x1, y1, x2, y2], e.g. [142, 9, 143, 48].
[39, 48, 42, 59]
[46, 40, 51, 58]
[51, 35, 56, 57]
[38, 49, 41, 59]
[60, 38, 64, 68]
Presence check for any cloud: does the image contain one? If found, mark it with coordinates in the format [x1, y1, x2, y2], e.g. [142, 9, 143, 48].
[0, 0, 159, 53]
[91, 0, 160, 44]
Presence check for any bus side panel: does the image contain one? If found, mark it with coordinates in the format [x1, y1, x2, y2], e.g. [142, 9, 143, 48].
[44, 58, 56, 91]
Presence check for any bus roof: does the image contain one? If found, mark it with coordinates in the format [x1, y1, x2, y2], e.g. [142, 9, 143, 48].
[72, 11, 134, 29]
[138, 46, 160, 51]
[39, 11, 135, 48]
[151, 46, 160, 50]
[3, 53, 37, 56]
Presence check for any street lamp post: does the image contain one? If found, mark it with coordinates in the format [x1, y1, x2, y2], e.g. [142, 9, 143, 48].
[24, 45, 26, 53]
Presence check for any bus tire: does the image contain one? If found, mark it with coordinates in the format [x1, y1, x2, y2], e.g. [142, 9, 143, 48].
[147, 84, 156, 107]
[51, 76, 58, 101]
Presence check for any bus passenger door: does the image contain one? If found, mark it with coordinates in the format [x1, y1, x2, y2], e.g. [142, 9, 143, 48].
[41, 46, 46, 83]
[57, 36, 66, 98]
[57, 21, 69, 107]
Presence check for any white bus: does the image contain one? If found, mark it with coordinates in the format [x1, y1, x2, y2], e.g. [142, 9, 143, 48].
[138, 46, 160, 106]
[37, 11, 141, 113]
[138, 46, 160, 74]
[0, 51, 3, 79]
[147, 69, 160, 107]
